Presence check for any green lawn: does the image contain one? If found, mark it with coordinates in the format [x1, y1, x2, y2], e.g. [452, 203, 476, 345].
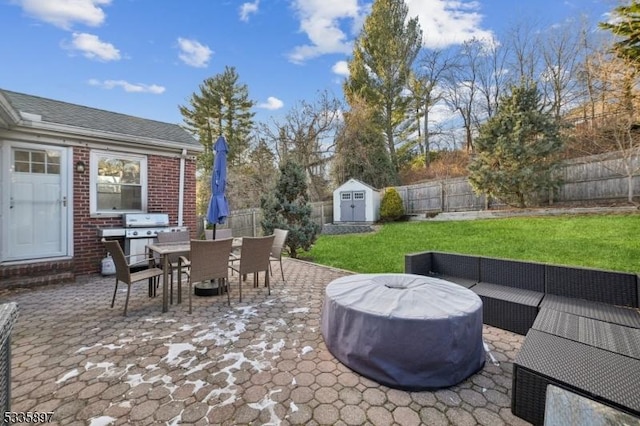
[304, 214, 640, 274]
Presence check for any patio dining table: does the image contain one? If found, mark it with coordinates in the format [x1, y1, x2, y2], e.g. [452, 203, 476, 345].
[147, 238, 242, 312]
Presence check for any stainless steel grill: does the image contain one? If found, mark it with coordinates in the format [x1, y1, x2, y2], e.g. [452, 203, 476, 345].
[98, 213, 187, 266]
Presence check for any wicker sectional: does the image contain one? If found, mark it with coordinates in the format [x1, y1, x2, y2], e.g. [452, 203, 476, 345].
[405, 251, 640, 425]
[0, 303, 18, 415]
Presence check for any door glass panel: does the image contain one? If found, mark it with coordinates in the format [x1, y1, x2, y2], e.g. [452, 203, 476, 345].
[13, 149, 61, 174]
[46, 151, 61, 175]
[341, 193, 351, 200]
[354, 192, 365, 200]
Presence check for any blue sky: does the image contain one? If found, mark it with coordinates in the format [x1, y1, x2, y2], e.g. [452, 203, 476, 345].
[0, 0, 613, 127]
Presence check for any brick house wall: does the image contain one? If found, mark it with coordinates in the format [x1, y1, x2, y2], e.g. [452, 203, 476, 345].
[73, 147, 197, 276]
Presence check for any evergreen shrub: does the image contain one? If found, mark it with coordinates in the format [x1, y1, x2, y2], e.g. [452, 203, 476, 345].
[380, 188, 405, 222]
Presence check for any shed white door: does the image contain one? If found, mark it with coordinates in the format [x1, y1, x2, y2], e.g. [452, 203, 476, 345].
[340, 191, 366, 222]
[6, 145, 69, 260]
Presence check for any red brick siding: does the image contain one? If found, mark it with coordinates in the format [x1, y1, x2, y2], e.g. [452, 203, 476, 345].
[73, 148, 198, 275]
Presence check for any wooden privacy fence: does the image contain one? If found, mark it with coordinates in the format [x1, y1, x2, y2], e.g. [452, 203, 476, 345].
[393, 151, 639, 214]
[197, 201, 333, 237]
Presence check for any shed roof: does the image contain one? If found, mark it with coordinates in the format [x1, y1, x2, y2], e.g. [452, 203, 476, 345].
[0, 89, 198, 147]
[335, 178, 380, 192]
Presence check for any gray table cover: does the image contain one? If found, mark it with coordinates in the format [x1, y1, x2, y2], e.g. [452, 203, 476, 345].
[321, 274, 484, 390]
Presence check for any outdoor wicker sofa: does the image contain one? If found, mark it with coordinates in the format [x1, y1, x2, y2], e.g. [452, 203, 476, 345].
[405, 251, 547, 335]
[405, 251, 640, 425]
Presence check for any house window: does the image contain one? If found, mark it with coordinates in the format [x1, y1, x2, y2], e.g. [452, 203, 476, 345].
[90, 151, 147, 214]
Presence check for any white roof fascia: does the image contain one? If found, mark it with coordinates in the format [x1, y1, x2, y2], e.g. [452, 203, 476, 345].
[16, 118, 203, 153]
[0, 94, 21, 127]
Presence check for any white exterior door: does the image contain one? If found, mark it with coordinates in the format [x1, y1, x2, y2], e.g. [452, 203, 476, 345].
[4, 143, 70, 261]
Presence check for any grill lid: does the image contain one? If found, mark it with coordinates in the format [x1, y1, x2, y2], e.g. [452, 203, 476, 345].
[123, 213, 170, 228]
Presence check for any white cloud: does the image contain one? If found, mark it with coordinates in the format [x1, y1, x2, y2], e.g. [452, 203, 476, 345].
[240, 0, 259, 22]
[332, 60, 349, 77]
[288, 0, 363, 64]
[405, 0, 495, 49]
[16, 0, 111, 30]
[258, 97, 284, 110]
[177, 38, 213, 68]
[68, 32, 120, 61]
[88, 79, 165, 94]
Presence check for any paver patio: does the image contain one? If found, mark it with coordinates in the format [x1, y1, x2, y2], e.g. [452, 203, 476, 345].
[2, 259, 530, 425]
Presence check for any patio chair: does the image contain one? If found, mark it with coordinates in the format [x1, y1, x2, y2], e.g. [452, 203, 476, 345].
[156, 230, 190, 300]
[181, 238, 233, 313]
[269, 228, 289, 282]
[229, 235, 275, 303]
[102, 240, 164, 316]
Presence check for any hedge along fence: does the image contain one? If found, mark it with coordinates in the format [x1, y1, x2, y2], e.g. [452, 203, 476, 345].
[197, 201, 334, 238]
[392, 150, 640, 214]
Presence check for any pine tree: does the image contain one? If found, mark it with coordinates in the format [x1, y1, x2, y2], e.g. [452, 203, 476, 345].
[180, 66, 255, 215]
[468, 83, 564, 208]
[332, 96, 397, 188]
[600, 1, 640, 66]
[343, 0, 422, 175]
[261, 161, 321, 258]
[180, 66, 255, 175]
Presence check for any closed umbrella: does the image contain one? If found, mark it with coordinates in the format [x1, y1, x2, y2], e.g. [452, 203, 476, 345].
[206, 135, 229, 235]
[197, 135, 229, 297]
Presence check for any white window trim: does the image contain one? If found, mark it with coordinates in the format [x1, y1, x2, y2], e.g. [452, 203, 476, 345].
[90, 150, 147, 215]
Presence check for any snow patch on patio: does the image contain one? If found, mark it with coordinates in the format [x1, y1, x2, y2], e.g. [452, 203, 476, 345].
[88, 416, 116, 426]
[62, 296, 298, 424]
[192, 319, 246, 345]
[248, 389, 282, 425]
[56, 369, 79, 383]
[163, 343, 197, 366]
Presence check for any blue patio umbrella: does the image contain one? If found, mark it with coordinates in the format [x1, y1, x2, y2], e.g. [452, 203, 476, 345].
[206, 135, 229, 237]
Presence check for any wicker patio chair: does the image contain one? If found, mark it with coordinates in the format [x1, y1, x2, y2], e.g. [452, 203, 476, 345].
[229, 235, 275, 302]
[157, 230, 190, 299]
[180, 238, 233, 313]
[103, 239, 164, 316]
[269, 228, 289, 282]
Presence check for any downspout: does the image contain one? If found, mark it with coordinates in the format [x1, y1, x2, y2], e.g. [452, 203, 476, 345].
[178, 149, 187, 226]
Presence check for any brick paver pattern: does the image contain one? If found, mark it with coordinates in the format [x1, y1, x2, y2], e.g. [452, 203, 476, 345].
[4, 259, 531, 425]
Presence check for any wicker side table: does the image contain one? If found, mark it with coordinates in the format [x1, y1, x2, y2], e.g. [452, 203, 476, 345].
[0, 302, 18, 415]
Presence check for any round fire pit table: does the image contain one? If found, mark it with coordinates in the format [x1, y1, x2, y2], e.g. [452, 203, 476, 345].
[321, 273, 484, 390]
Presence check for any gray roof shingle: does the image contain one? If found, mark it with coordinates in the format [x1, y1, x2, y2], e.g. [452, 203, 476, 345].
[0, 89, 198, 147]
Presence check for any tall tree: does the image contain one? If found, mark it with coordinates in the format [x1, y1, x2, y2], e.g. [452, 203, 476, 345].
[332, 96, 397, 188]
[227, 138, 278, 209]
[344, 0, 423, 174]
[259, 91, 342, 201]
[468, 83, 564, 208]
[407, 49, 457, 168]
[180, 66, 255, 177]
[600, 0, 640, 65]
[446, 39, 483, 152]
[577, 50, 640, 202]
[539, 19, 586, 120]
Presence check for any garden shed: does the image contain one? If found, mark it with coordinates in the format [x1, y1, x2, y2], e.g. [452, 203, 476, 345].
[333, 178, 380, 223]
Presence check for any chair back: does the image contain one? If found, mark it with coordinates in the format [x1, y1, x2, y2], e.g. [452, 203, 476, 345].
[205, 228, 233, 240]
[157, 230, 190, 243]
[103, 240, 131, 284]
[189, 238, 233, 283]
[157, 230, 190, 263]
[239, 235, 275, 274]
[271, 228, 289, 258]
